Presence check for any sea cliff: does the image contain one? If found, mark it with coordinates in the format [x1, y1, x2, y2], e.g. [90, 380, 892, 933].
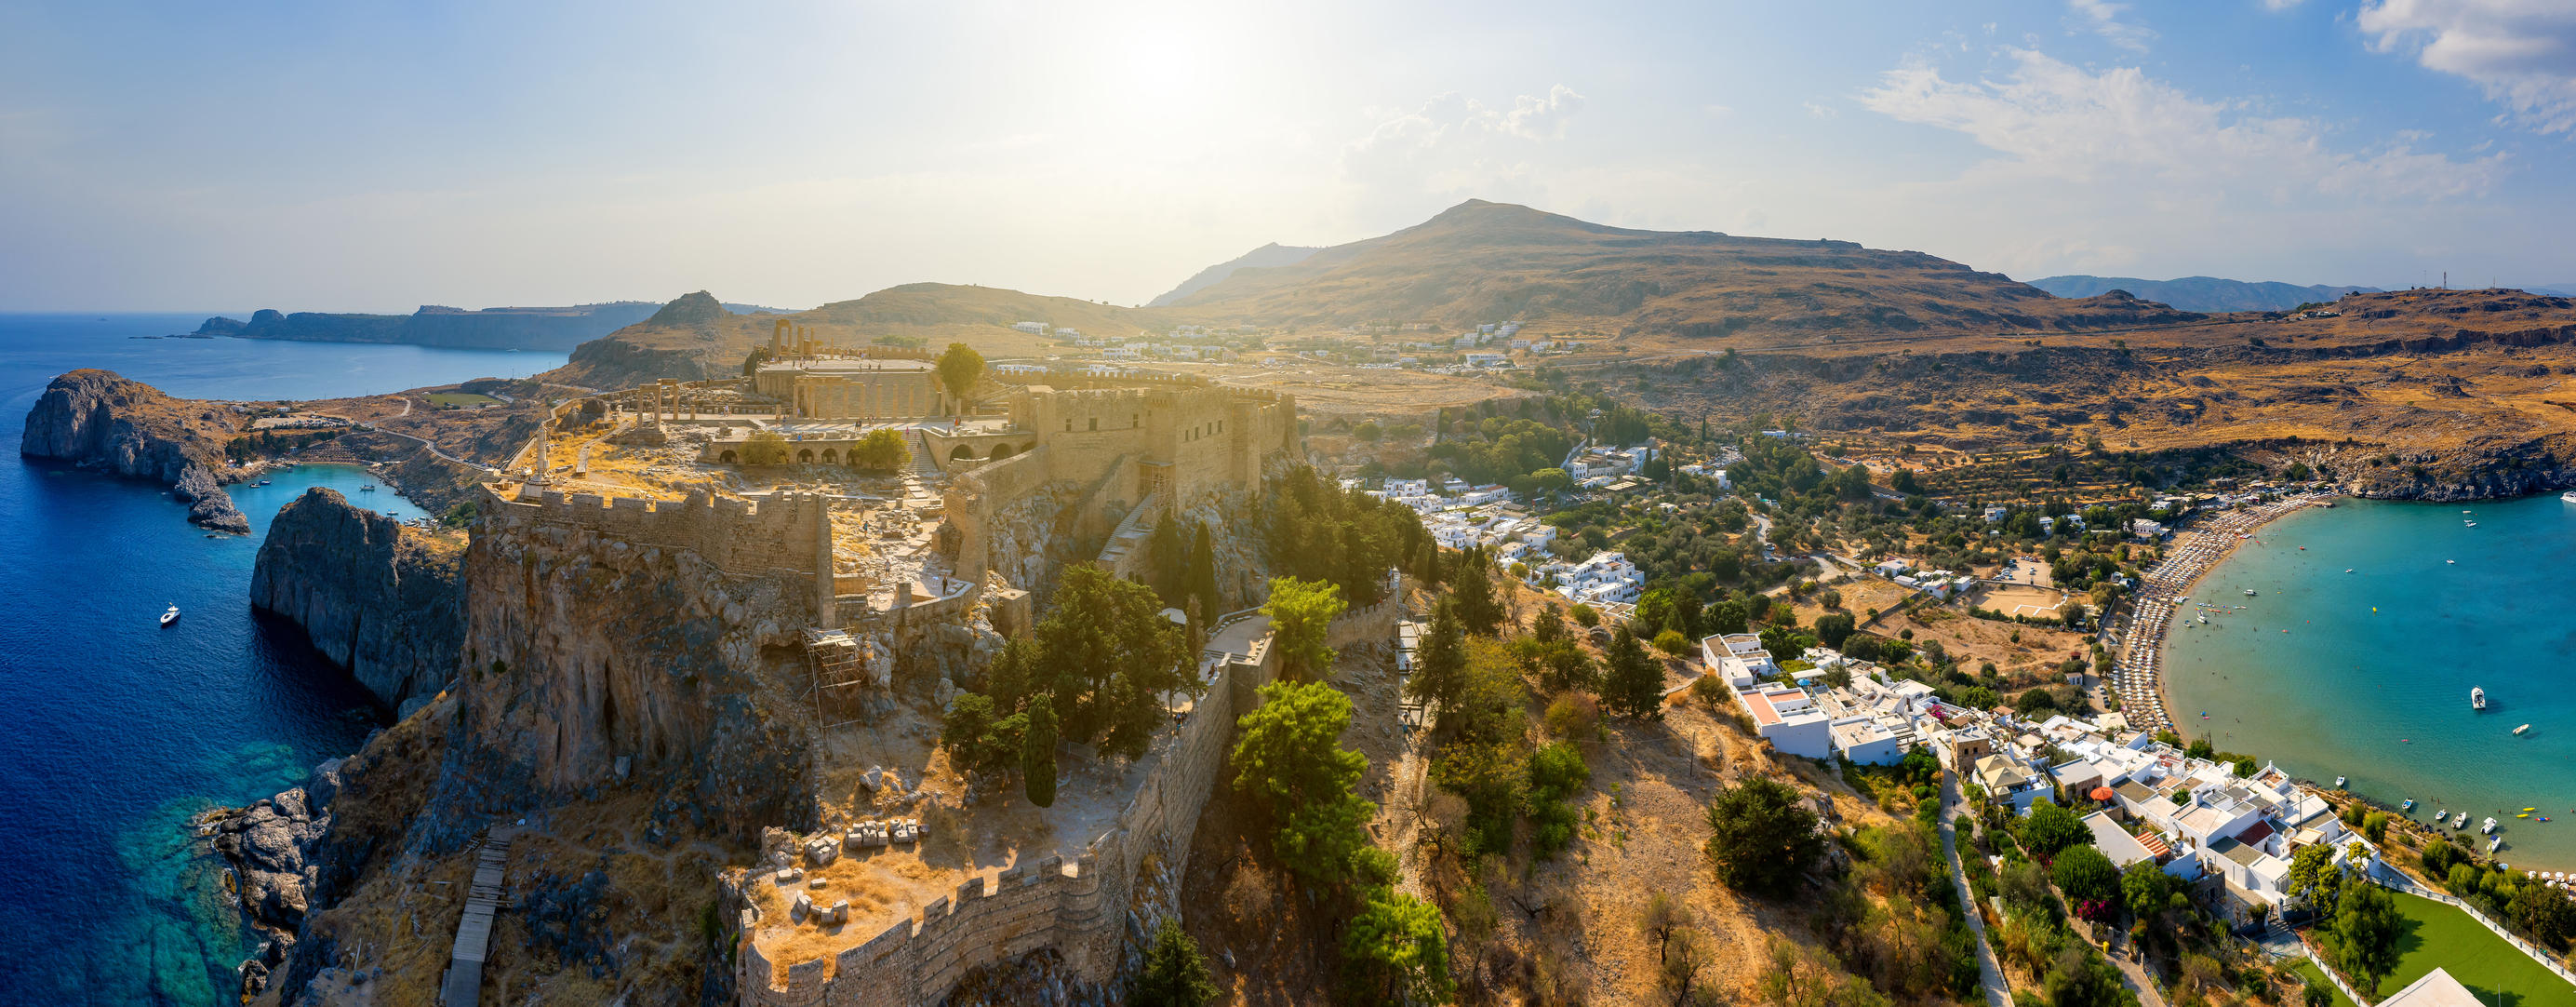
[19, 369, 249, 531]
[250, 488, 464, 715]
[193, 299, 783, 352]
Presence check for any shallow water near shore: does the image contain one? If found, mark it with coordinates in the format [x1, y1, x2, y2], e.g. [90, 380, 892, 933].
[2162, 493, 2576, 871]
[0, 314, 560, 1004]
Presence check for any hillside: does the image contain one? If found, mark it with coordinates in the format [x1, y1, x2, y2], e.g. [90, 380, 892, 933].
[2025, 275, 2378, 313]
[1163, 199, 2203, 341]
[541, 285, 1153, 389]
[193, 300, 794, 352]
[1146, 242, 1322, 306]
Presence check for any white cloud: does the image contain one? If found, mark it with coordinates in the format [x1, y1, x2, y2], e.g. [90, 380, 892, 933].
[1339, 85, 1586, 205]
[2261, 0, 2304, 9]
[1859, 48, 2502, 201]
[2065, 0, 2156, 52]
[2359, 0, 2576, 133]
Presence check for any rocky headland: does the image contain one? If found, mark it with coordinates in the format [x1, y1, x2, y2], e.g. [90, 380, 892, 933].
[20, 369, 250, 531]
[251, 488, 466, 716]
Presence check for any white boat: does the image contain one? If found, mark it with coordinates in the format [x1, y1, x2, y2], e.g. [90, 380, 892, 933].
[2456, 812, 2471, 828]
[2490, 837, 2504, 853]
[158, 604, 179, 627]
[2466, 520, 2478, 528]
[2474, 687, 2488, 711]
[2562, 490, 2576, 504]
[2335, 775, 2348, 788]
[2404, 799, 2416, 812]
[2484, 816, 2500, 834]
[2516, 724, 2532, 736]
[2436, 808, 2447, 821]
[2244, 588, 2257, 597]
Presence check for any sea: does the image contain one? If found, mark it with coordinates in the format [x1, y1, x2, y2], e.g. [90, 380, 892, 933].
[0, 313, 564, 1005]
[2162, 493, 2576, 872]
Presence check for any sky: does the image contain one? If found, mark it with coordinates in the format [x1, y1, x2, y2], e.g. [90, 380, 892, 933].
[4, 0, 2575, 312]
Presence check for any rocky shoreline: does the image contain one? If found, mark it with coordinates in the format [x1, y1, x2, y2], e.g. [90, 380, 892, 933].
[250, 487, 465, 716]
[19, 369, 252, 531]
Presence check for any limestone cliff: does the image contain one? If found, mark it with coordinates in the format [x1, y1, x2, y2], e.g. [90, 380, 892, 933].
[250, 488, 465, 714]
[20, 369, 250, 530]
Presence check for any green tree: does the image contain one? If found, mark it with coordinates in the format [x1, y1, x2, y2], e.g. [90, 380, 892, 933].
[1230, 680, 1373, 889]
[1704, 777, 1824, 897]
[1341, 890, 1456, 1004]
[1261, 576, 1345, 681]
[1133, 917, 1219, 1007]
[2326, 876, 2403, 991]
[938, 692, 1026, 781]
[848, 427, 911, 471]
[1186, 521, 1221, 614]
[1021, 700, 1057, 808]
[1147, 512, 1185, 604]
[935, 342, 985, 416]
[1705, 598, 1749, 635]
[2122, 861, 2182, 920]
[1527, 741, 1589, 858]
[2019, 799, 2088, 858]
[1353, 420, 1382, 442]
[2285, 843, 2343, 916]
[741, 429, 790, 465]
[1812, 611, 1856, 648]
[1035, 563, 1186, 759]
[2052, 844, 2121, 907]
[2514, 879, 2576, 948]
[1601, 625, 1666, 720]
[1407, 601, 1471, 711]
[1450, 546, 1503, 635]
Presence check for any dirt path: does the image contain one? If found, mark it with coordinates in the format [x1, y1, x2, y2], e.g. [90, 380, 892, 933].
[1940, 769, 2013, 1007]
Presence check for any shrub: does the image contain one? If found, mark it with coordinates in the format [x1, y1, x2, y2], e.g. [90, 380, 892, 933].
[1543, 693, 1599, 740]
[1653, 628, 1690, 654]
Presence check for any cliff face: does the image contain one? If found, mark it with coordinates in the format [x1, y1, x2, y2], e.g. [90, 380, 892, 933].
[250, 488, 465, 714]
[446, 500, 816, 838]
[20, 369, 248, 530]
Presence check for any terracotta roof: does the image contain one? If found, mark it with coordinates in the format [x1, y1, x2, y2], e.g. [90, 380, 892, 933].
[2236, 820, 2276, 847]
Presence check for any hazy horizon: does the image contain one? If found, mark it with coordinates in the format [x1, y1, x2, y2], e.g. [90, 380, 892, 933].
[7, 1, 2575, 312]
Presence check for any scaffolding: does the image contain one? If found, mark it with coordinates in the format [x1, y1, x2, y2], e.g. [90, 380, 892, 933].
[808, 627, 873, 729]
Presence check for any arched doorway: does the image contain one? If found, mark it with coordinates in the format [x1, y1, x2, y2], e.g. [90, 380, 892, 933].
[720, 450, 739, 463]
[821, 448, 838, 464]
[949, 445, 977, 463]
[797, 449, 815, 464]
[990, 443, 1017, 460]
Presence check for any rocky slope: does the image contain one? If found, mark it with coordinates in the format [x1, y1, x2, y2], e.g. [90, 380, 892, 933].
[2025, 275, 2378, 313]
[20, 369, 248, 530]
[250, 488, 465, 716]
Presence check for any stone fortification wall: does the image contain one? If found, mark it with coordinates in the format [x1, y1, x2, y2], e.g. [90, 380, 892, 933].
[493, 487, 826, 578]
[736, 633, 1300, 1007]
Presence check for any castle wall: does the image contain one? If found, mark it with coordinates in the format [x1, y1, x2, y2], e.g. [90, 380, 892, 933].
[735, 626, 1340, 1006]
[489, 488, 826, 579]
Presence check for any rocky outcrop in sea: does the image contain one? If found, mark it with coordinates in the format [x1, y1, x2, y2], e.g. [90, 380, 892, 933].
[19, 369, 250, 531]
[251, 488, 464, 714]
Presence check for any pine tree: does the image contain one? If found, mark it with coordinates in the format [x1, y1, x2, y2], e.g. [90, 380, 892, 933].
[1450, 546, 1502, 636]
[1187, 521, 1221, 614]
[1408, 600, 1471, 710]
[1134, 918, 1219, 1007]
[1601, 625, 1665, 720]
[1148, 511, 1184, 605]
[1021, 700, 1058, 808]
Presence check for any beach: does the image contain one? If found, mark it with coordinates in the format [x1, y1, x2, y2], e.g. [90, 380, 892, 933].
[2108, 492, 2329, 736]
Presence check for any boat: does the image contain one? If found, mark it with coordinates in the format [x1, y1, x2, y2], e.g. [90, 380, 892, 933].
[2346, 569, 2355, 573]
[2484, 816, 2499, 834]
[2404, 799, 2417, 812]
[2456, 812, 2471, 827]
[2516, 724, 2532, 736]
[158, 604, 180, 627]
[2436, 808, 2448, 822]
[2335, 775, 2348, 788]
[2245, 588, 2257, 597]
[2466, 520, 2478, 528]
[360, 484, 377, 492]
[2563, 490, 2576, 504]
[2474, 687, 2488, 711]
[2490, 837, 2504, 853]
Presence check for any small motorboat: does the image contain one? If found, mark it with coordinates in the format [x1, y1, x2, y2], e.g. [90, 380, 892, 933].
[2336, 775, 2348, 788]
[2516, 724, 2533, 736]
[2484, 816, 2500, 834]
[2456, 812, 2471, 827]
[2244, 588, 2257, 597]
[360, 484, 377, 492]
[2490, 837, 2504, 853]
[2466, 520, 2478, 528]
[2474, 687, 2488, 710]
[2404, 799, 2417, 812]
[2345, 569, 2355, 573]
[158, 605, 180, 627]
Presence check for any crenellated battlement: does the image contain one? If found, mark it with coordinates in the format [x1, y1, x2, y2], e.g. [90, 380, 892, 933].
[488, 486, 827, 578]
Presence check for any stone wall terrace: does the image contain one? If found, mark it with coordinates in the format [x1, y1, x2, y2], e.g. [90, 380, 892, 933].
[491, 487, 826, 579]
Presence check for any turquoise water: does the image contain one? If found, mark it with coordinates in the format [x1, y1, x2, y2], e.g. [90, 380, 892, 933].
[0, 314, 562, 1004]
[2163, 494, 2576, 870]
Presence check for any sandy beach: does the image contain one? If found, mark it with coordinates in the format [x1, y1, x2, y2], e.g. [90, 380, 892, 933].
[2109, 492, 2330, 735]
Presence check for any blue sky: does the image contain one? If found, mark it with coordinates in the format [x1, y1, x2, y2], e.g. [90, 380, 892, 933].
[3, 0, 2573, 311]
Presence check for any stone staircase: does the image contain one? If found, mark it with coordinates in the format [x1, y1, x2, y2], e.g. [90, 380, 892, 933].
[1094, 490, 1163, 572]
[440, 830, 515, 1007]
[905, 430, 942, 482]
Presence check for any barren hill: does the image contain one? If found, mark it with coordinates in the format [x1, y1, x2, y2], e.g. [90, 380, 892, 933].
[2025, 275, 2378, 313]
[543, 285, 1151, 389]
[1164, 199, 2203, 341]
[1147, 242, 1322, 306]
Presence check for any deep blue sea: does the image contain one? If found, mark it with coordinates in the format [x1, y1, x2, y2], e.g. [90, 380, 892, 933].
[0, 314, 563, 1004]
[2163, 494, 2576, 872]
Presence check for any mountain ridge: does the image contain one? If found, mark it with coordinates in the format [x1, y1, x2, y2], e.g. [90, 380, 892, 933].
[192, 299, 796, 352]
[1146, 242, 1323, 307]
[2025, 275, 2379, 313]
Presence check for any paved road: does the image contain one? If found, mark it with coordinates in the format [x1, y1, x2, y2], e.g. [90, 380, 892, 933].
[1939, 770, 2013, 1007]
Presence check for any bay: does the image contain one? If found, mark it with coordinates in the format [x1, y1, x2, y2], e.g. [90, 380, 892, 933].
[0, 313, 562, 1004]
[2162, 493, 2576, 871]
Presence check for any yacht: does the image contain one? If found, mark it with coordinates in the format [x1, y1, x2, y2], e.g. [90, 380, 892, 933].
[2474, 687, 2488, 711]
[2455, 812, 2471, 828]
[158, 604, 180, 627]
[2562, 490, 2576, 504]
[2484, 816, 2500, 835]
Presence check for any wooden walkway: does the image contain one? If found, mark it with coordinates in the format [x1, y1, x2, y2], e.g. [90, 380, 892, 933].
[439, 831, 515, 1007]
